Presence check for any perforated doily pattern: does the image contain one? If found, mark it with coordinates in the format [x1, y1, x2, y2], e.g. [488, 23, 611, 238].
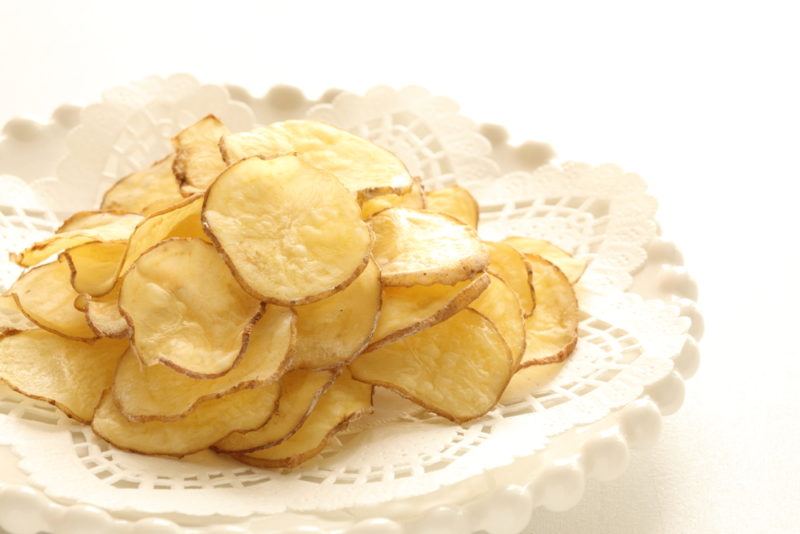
[0, 79, 686, 519]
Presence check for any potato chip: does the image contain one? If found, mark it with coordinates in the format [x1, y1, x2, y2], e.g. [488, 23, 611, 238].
[368, 273, 489, 351]
[350, 309, 512, 422]
[114, 305, 293, 421]
[119, 238, 262, 377]
[0, 294, 36, 336]
[425, 185, 479, 228]
[83, 286, 129, 339]
[520, 254, 579, 367]
[11, 259, 96, 340]
[469, 274, 526, 367]
[62, 240, 127, 297]
[361, 176, 426, 219]
[92, 383, 279, 457]
[220, 120, 412, 199]
[0, 330, 127, 422]
[214, 369, 337, 453]
[503, 236, 587, 284]
[203, 155, 372, 305]
[485, 241, 535, 317]
[172, 115, 230, 192]
[100, 154, 184, 215]
[234, 369, 372, 467]
[13, 212, 142, 268]
[292, 260, 380, 370]
[369, 208, 488, 286]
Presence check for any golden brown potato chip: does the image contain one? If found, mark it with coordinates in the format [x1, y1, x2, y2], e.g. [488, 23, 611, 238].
[171, 115, 230, 192]
[485, 241, 535, 317]
[119, 238, 262, 377]
[0, 330, 127, 422]
[360, 176, 426, 219]
[292, 260, 380, 370]
[92, 383, 279, 457]
[520, 255, 579, 367]
[11, 260, 97, 340]
[503, 236, 587, 284]
[203, 155, 372, 305]
[368, 273, 489, 351]
[0, 294, 36, 336]
[220, 120, 412, 199]
[83, 286, 129, 339]
[100, 154, 184, 215]
[369, 208, 488, 286]
[62, 241, 127, 297]
[114, 305, 294, 421]
[469, 274, 526, 367]
[350, 309, 512, 422]
[425, 185, 479, 228]
[214, 369, 337, 453]
[13, 212, 142, 268]
[234, 369, 372, 467]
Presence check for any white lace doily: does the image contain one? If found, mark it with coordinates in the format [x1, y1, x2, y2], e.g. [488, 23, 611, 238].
[0, 77, 700, 532]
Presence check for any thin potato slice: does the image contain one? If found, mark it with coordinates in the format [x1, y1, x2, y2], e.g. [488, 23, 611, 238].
[425, 185, 479, 228]
[120, 238, 262, 377]
[203, 155, 372, 305]
[62, 241, 127, 297]
[84, 286, 129, 338]
[214, 369, 337, 453]
[92, 383, 279, 457]
[503, 236, 587, 284]
[368, 273, 490, 351]
[220, 120, 412, 199]
[520, 255, 579, 367]
[172, 115, 230, 192]
[292, 260, 380, 370]
[11, 260, 97, 340]
[100, 154, 184, 215]
[0, 294, 36, 336]
[234, 369, 372, 468]
[114, 305, 294, 421]
[369, 208, 488, 286]
[485, 241, 535, 316]
[0, 330, 127, 422]
[351, 309, 512, 422]
[13, 212, 142, 268]
[361, 176, 426, 219]
[469, 274, 526, 367]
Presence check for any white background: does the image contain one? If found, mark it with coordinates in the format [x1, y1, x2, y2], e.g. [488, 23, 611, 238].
[1, 1, 799, 532]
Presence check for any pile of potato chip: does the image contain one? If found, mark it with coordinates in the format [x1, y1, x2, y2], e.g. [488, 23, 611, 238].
[0, 117, 584, 467]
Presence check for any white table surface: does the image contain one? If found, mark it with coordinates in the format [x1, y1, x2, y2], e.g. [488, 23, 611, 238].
[1, 1, 799, 532]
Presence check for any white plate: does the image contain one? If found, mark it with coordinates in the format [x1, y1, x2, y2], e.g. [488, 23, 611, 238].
[0, 75, 702, 534]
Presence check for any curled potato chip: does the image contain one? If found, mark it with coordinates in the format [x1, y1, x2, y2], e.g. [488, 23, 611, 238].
[234, 369, 372, 468]
[292, 260, 380, 370]
[100, 154, 184, 215]
[83, 286, 129, 339]
[220, 120, 412, 199]
[92, 382, 279, 457]
[520, 255, 579, 367]
[351, 309, 512, 422]
[119, 238, 263, 377]
[425, 185, 479, 228]
[469, 274, 526, 367]
[62, 241, 127, 297]
[172, 115, 230, 192]
[503, 236, 587, 284]
[214, 369, 337, 453]
[203, 155, 372, 305]
[485, 241, 535, 317]
[114, 305, 294, 421]
[361, 176, 426, 219]
[0, 294, 36, 336]
[368, 273, 489, 351]
[11, 259, 96, 340]
[13, 212, 142, 268]
[369, 208, 488, 286]
[0, 330, 127, 422]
